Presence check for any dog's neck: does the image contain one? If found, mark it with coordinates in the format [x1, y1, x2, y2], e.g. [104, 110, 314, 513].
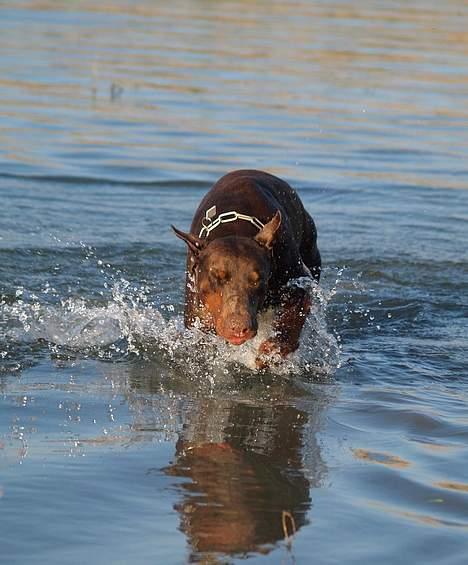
[198, 205, 265, 239]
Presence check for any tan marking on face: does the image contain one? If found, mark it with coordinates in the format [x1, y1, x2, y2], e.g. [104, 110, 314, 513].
[202, 289, 223, 329]
[249, 271, 261, 287]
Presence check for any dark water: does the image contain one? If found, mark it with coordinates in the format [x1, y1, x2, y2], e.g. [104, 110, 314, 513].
[1, 1, 468, 563]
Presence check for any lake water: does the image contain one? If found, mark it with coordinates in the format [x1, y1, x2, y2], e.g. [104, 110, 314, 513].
[1, 1, 468, 563]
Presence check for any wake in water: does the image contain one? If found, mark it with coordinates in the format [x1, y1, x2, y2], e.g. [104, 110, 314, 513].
[0, 260, 344, 381]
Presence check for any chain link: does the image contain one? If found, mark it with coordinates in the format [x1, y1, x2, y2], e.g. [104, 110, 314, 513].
[199, 209, 265, 238]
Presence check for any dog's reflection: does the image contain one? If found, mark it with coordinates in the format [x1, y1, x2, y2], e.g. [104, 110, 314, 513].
[117, 362, 329, 560]
[163, 394, 326, 560]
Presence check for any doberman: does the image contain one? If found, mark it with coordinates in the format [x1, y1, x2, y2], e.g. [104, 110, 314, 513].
[172, 169, 321, 367]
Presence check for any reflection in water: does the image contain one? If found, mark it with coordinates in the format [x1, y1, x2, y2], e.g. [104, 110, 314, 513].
[124, 363, 329, 560]
[124, 362, 324, 561]
[166, 401, 313, 559]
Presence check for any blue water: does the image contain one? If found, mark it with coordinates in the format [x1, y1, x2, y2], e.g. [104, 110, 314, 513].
[1, 1, 468, 564]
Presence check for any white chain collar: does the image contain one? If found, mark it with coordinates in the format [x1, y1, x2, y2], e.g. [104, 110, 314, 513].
[198, 205, 265, 238]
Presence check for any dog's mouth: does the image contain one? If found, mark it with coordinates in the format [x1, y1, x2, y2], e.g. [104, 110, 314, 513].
[221, 330, 257, 346]
[225, 335, 250, 346]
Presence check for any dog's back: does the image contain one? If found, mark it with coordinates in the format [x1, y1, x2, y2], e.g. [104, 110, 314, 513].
[191, 169, 319, 279]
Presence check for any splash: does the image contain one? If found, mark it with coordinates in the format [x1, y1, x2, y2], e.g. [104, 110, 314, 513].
[1, 273, 342, 381]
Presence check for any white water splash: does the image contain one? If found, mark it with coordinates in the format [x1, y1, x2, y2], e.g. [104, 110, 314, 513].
[1, 275, 342, 380]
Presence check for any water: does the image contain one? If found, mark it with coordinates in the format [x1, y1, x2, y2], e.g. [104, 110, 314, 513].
[1, 0, 468, 563]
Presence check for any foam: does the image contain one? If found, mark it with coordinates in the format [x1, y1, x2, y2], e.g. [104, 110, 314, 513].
[1, 276, 341, 381]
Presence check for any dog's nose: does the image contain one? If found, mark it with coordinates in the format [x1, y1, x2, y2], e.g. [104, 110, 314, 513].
[230, 321, 251, 337]
[225, 320, 256, 345]
[234, 326, 250, 338]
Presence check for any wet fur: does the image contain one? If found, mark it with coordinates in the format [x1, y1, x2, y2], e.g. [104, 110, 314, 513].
[172, 169, 321, 366]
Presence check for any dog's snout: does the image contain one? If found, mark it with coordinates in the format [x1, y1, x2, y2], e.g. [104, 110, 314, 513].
[219, 312, 257, 345]
[230, 319, 252, 337]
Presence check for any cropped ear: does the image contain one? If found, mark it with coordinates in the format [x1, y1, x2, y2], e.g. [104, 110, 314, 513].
[172, 225, 205, 256]
[255, 210, 282, 250]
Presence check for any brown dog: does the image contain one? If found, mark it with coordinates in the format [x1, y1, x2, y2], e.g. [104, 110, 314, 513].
[172, 170, 320, 367]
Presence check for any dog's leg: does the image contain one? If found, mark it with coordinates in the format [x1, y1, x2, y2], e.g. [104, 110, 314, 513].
[256, 286, 310, 368]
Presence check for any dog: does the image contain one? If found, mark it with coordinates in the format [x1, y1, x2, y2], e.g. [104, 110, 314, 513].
[172, 170, 321, 367]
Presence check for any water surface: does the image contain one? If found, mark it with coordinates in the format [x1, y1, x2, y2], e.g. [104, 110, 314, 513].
[1, 1, 468, 564]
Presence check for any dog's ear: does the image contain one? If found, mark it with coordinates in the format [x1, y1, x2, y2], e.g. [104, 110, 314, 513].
[172, 225, 205, 256]
[255, 210, 281, 250]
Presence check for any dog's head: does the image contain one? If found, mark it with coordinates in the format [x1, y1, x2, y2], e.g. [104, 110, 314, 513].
[173, 211, 281, 345]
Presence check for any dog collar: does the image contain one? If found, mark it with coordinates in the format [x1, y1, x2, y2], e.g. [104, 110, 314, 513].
[198, 205, 265, 238]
